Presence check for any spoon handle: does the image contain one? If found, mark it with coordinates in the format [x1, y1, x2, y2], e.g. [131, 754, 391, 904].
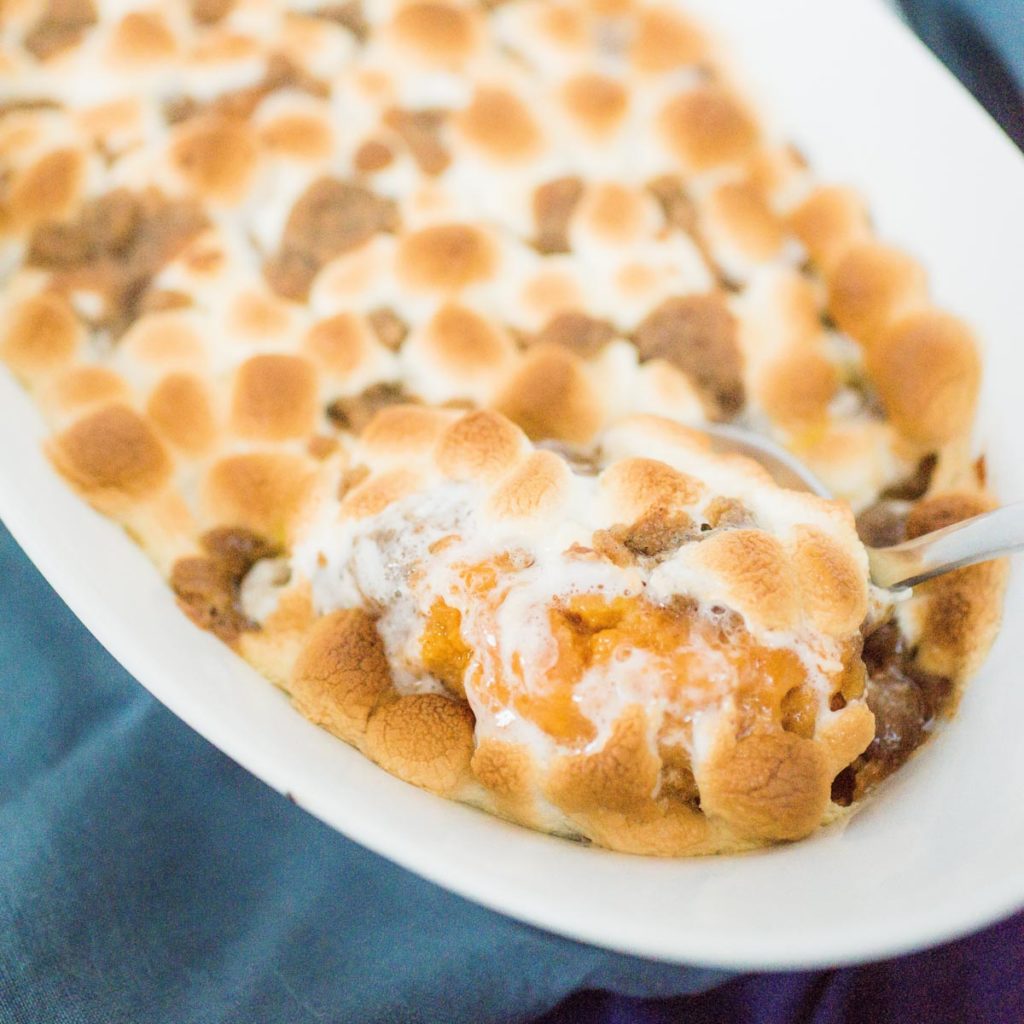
[868, 501, 1024, 590]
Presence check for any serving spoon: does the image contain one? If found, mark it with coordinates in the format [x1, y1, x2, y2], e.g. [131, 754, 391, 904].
[700, 423, 1023, 592]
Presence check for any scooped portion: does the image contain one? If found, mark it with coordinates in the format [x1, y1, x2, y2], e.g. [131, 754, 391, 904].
[270, 409, 879, 854]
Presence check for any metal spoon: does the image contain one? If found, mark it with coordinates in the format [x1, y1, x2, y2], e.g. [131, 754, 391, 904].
[700, 423, 1022, 592]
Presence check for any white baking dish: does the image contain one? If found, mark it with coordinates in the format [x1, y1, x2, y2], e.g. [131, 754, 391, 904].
[2, 0, 1023, 969]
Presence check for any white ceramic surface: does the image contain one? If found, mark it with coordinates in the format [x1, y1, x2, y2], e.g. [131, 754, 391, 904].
[3, 0, 1024, 970]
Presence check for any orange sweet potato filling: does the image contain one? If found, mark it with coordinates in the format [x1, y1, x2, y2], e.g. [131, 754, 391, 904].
[419, 561, 860, 751]
[421, 599, 472, 698]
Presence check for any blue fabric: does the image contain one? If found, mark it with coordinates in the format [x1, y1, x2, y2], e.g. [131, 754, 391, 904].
[2, 3, 1023, 1022]
[0, 522, 731, 1022]
[538, 912, 1024, 1024]
[900, 0, 1024, 147]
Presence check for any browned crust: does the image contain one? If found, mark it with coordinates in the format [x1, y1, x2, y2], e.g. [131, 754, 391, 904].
[757, 349, 838, 430]
[435, 410, 526, 482]
[630, 6, 706, 73]
[658, 85, 759, 171]
[339, 467, 424, 518]
[694, 529, 800, 631]
[4, 149, 85, 233]
[49, 404, 171, 504]
[45, 366, 130, 418]
[421, 304, 514, 373]
[546, 706, 660, 814]
[785, 186, 869, 273]
[572, 802, 719, 857]
[391, 2, 479, 66]
[230, 354, 319, 441]
[705, 180, 783, 261]
[1, 292, 81, 378]
[456, 86, 541, 162]
[360, 404, 457, 454]
[239, 583, 316, 686]
[397, 223, 497, 292]
[290, 608, 394, 745]
[171, 116, 257, 202]
[599, 457, 703, 521]
[826, 242, 928, 349]
[203, 452, 314, 543]
[470, 737, 536, 805]
[147, 373, 216, 455]
[867, 310, 980, 446]
[561, 74, 628, 137]
[304, 313, 373, 377]
[487, 449, 571, 520]
[108, 11, 177, 64]
[258, 110, 333, 159]
[363, 693, 476, 796]
[791, 525, 868, 636]
[697, 729, 831, 842]
[493, 345, 603, 444]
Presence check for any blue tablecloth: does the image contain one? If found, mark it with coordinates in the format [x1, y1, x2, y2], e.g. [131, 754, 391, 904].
[2, 3, 1023, 1021]
[901, 0, 1024, 148]
[0, 523, 733, 1022]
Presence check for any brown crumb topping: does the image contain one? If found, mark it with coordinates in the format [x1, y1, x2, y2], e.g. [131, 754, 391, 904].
[592, 507, 697, 567]
[703, 495, 753, 530]
[647, 173, 732, 286]
[0, 98, 61, 119]
[531, 311, 616, 359]
[190, 0, 234, 25]
[633, 294, 745, 418]
[170, 527, 280, 643]
[881, 453, 937, 501]
[310, 2, 369, 41]
[857, 469, 962, 550]
[383, 107, 450, 176]
[660, 745, 700, 806]
[202, 527, 279, 577]
[164, 55, 329, 126]
[648, 174, 698, 235]
[620, 507, 697, 557]
[26, 189, 209, 338]
[590, 531, 634, 567]
[326, 381, 416, 433]
[138, 289, 193, 315]
[264, 178, 399, 302]
[367, 307, 409, 351]
[855, 501, 909, 549]
[353, 140, 394, 173]
[25, 0, 97, 61]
